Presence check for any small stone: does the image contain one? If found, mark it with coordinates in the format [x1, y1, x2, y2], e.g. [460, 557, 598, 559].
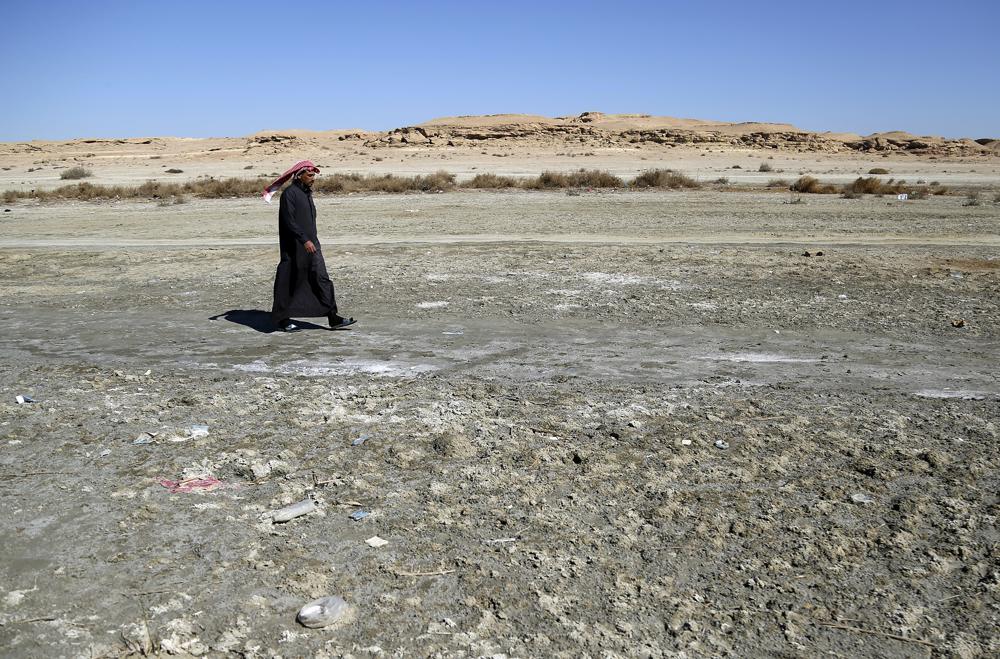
[714, 440, 729, 450]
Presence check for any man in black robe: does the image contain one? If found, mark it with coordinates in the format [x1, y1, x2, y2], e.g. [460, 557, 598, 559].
[271, 165, 356, 332]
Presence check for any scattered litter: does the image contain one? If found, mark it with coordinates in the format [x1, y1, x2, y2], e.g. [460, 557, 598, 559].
[366, 536, 389, 548]
[950, 271, 963, 279]
[897, 193, 908, 201]
[351, 434, 370, 447]
[442, 331, 464, 336]
[297, 595, 349, 628]
[802, 251, 812, 257]
[951, 319, 965, 328]
[272, 499, 317, 523]
[189, 424, 209, 438]
[681, 439, 692, 446]
[714, 440, 730, 450]
[851, 493, 875, 505]
[158, 476, 224, 494]
[443, 617, 457, 628]
[485, 537, 518, 544]
[838, 294, 849, 300]
[99, 449, 111, 457]
[348, 510, 370, 521]
[815, 251, 824, 256]
[15, 395, 34, 405]
[133, 432, 157, 445]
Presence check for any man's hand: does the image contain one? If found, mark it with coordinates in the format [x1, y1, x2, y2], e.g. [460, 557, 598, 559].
[303, 240, 317, 254]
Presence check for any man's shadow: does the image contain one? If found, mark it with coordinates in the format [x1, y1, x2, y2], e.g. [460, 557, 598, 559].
[209, 310, 328, 334]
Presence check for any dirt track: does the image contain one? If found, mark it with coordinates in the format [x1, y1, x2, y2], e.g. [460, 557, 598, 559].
[1, 190, 998, 657]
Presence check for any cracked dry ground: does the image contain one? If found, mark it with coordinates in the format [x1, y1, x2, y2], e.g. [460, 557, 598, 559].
[0, 190, 998, 657]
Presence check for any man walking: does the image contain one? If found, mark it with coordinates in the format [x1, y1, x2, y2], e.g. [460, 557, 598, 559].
[265, 160, 356, 332]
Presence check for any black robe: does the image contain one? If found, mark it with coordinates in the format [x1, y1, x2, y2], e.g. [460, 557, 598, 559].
[271, 180, 338, 325]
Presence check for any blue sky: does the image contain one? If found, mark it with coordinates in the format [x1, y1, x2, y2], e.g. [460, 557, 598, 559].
[2, 0, 997, 141]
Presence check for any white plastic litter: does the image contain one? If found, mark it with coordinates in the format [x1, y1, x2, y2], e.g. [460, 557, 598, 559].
[297, 595, 349, 628]
[365, 536, 389, 548]
[272, 499, 317, 523]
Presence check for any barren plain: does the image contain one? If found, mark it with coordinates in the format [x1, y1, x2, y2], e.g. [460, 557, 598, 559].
[0, 114, 998, 657]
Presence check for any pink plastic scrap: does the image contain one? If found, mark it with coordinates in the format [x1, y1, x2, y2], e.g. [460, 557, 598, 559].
[158, 476, 223, 494]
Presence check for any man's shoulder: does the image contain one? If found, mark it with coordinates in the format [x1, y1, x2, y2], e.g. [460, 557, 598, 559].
[280, 183, 306, 201]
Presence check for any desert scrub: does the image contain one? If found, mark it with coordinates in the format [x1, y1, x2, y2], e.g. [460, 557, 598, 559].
[844, 177, 904, 196]
[790, 176, 838, 194]
[629, 169, 700, 189]
[461, 173, 521, 189]
[59, 166, 92, 180]
[867, 167, 890, 175]
[526, 169, 623, 189]
[758, 162, 773, 172]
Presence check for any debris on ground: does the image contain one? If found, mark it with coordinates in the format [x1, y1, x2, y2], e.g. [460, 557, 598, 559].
[272, 499, 317, 523]
[158, 476, 224, 494]
[297, 596, 349, 628]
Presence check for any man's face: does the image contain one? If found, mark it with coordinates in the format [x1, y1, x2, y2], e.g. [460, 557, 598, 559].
[299, 169, 317, 187]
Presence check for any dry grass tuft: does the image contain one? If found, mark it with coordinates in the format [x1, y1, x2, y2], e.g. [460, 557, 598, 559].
[963, 191, 981, 207]
[629, 169, 700, 189]
[526, 169, 624, 189]
[461, 173, 522, 189]
[844, 176, 904, 195]
[60, 166, 93, 180]
[790, 176, 838, 194]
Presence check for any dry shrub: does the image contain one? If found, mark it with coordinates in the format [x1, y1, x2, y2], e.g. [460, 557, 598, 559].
[844, 176, 904, 195]
[868, 167, 890, 175]
[791, 176, 838, 194]
[758, 162, 773, 172]
[766, 179, 790, 188]
[630, 169, 700, 189]
[461, 173, 521, 189]
[60, 166, 92, 180]
[525, 170, 622, 189]
[165, 168, 183, 174]
[314, 171, 456, 194]
[417, 170, 457, 191]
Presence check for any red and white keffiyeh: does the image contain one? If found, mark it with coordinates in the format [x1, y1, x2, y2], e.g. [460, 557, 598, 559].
[262, 160, 320, 203]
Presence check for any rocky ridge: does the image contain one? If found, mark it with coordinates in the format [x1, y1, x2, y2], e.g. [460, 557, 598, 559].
[354, 112, 994, 157]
